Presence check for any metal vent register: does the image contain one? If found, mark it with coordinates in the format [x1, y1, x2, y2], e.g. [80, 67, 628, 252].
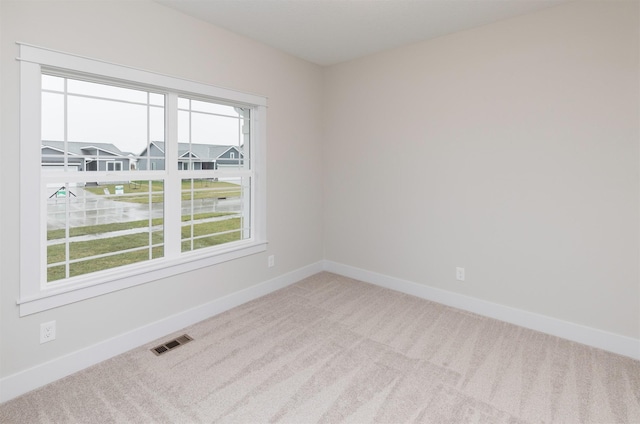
[151, 334, 193, 356]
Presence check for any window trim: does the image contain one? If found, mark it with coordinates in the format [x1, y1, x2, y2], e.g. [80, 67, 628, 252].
[17, 43, 267, 316]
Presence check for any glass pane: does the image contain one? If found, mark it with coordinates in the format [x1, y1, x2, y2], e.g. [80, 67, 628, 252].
[149, 93, 164, 106]
[191, 113, 239, 145]
[150, 103, 165, 145]
[178, 97, 190, 110]
[41, 92, 65, 142]
[190, 100, 240, 117]
[178, 97, 250, 172]
[67, 79, 148, 103]
[144, 107, 166, 171]
[180, 177, 247, 253]
[41, 76, 166, 172]
[67, 95, 148, 152]
[42, 74, 64, 92]
[178, 109, 190, 143]
[46, 180, 164, 283]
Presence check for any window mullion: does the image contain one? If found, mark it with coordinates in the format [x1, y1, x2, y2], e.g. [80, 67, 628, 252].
[164, 93, 181, 258]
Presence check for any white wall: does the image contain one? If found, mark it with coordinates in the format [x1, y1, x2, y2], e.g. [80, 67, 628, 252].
[0, 0, 324, 378]
[324, 1, 639, 340]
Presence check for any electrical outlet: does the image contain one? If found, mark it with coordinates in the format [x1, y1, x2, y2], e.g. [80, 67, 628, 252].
[456, 267, 465, 281]
[40, 321, 56, 344]
[268, 255, 275, 268]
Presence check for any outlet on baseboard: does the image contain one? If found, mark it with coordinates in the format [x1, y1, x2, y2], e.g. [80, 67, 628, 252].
[456, 267, 465, 281]
[40, 321, 56, 344]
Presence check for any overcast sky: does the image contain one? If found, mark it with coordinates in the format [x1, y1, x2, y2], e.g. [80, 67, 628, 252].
[41, 75, 244, 155]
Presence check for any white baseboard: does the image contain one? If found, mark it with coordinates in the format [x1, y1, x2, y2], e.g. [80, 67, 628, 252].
[323, 260, 640, 361]
[0, 262, 324, 404]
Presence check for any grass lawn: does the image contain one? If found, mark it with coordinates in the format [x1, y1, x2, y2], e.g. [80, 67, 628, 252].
[47, 214, 242, 282]
[182, 218, 242, 252]
[48, 212, 233, 240]
[48, 247, 164, 282]
[83, 180, 241, 204]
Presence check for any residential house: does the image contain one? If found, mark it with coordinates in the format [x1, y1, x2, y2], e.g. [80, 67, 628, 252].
[41, 140, 132, 172]
[137, 141, 243, 171]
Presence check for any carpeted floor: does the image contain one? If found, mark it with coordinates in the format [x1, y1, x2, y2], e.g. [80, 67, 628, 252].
[1, 272, 639, 423]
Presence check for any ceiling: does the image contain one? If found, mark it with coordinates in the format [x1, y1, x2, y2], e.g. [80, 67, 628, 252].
[156, 0, 569, 66]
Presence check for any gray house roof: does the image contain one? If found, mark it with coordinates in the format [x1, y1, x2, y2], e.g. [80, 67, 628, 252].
[147, 141, 242, 160]
[42, 140, 127, 157]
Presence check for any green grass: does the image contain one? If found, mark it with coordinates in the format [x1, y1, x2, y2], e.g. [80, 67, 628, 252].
[182, 217, 241, 238]
[48, 218, 164, 240]
[181, 217, 242, 251]
[48, 212, 233, 240]
[83, 180, 241, 204]
[48, 247, 164, 282]
[48, 231, 164, 264]
[182, 232, 241, 252]
[47, 215, 242, 282]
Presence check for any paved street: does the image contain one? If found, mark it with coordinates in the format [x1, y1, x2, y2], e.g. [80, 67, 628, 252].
[47, 186, 241, 230]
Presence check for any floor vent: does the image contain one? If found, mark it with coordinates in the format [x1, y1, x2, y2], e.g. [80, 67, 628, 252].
[151, 334, 193, 356]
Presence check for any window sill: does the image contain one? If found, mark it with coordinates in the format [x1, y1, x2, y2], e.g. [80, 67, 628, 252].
[18, 241, 268, 316]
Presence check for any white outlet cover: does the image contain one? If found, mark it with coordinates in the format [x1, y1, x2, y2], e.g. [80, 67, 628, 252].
[40, 321, 56, 344]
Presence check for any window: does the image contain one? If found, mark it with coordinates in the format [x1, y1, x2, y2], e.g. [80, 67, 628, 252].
[106, 161, 123, 172]
[18, 44, 267, 315]
[41, 74, 166, 284]
[177, 97, 251, 253]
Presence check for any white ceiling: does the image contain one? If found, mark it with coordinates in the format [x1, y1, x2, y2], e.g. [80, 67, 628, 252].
[156, 0, 569, 66]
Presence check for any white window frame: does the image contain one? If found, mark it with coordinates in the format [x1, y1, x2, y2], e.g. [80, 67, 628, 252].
[17, 43, 267, 316]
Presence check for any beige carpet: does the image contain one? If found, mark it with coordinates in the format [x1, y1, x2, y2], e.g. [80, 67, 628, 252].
[1, 272, 639, 423]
